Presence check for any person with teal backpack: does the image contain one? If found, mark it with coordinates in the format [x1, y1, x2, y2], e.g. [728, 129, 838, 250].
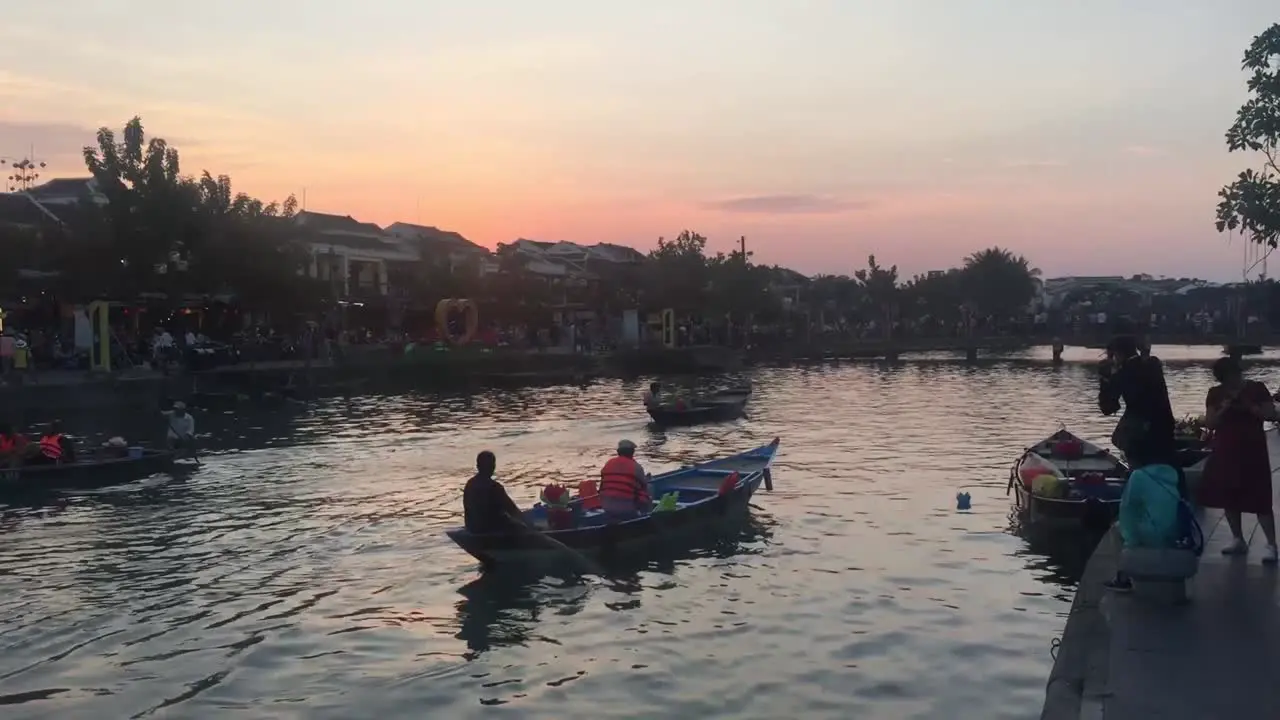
[1097, 334, 1187, 592]
[1118, 463, 1204, 554]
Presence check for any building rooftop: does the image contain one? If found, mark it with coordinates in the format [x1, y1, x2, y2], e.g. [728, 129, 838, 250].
[384, 222, 488, 254]
[0, 193, 62, 227]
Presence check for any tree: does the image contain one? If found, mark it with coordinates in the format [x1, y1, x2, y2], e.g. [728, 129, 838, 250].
[82, 116, 198, 293]
[1217, 23, 1280, 251]
[854, 254, 898, 320]
[958, 247, 1039, 320]
[188, 172, 314, 310]
[807, 274, 864, 323]
[902, 270, 964, 330]
[646, 230, 711, 310]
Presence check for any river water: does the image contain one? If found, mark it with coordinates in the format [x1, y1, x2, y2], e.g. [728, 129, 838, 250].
[1, 346, 1271, 719]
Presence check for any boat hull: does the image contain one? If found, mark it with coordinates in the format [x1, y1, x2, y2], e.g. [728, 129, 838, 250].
[448, 473, 762, 565]
[1012, 477, 1118, 530]
[646, 388, 751, 427]
[447, 438, 779, 567]
[0, 450, 180, 497]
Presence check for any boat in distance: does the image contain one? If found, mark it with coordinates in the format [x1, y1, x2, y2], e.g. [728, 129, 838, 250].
[0, 449, 183, 498]
[645, 384, 752, 427]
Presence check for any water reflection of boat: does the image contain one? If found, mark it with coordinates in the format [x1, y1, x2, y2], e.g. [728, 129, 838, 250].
[1009, 429, 1128, 530]
[453, 513, 775, 655]
[1007, 510, 1108, 590]
[455, 572, 590, 658]
[645, 384, 752, 427]
[446, 438, 780, 567]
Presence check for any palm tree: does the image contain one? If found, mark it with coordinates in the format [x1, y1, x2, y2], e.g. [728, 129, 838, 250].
[961, 247, 1039, 321]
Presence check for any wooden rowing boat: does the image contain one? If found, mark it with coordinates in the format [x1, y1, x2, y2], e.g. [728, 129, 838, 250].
[0, 449, 181, 497]
[1009, 429, 1129, 530]
[645, 384, 752, 426]
[446, 437, 781, 567]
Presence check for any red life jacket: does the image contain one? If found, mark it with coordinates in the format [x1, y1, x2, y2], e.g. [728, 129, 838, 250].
[39, 434, 63, 461]
[577, 480, 602, 510]
[0, 435, 17, 453]
[599, 455, 650, 508]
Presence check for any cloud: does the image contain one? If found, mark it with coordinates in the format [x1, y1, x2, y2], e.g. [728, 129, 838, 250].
[999, 159, 1067, 170]
[0, 119, 100, 167]
[702, 194, 870, 215]
[1121, 144, 1165, 157]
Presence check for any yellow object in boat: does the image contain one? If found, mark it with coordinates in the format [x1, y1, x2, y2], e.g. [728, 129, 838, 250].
[1031, 474, 1066, 498]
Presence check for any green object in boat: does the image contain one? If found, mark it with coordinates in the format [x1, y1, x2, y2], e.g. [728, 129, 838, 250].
[653, 492, 679, 512]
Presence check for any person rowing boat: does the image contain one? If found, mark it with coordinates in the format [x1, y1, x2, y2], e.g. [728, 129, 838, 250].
[162, 402, 198, 460]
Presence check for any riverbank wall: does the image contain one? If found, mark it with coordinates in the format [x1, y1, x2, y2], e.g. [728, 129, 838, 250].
[1041, 429, 1280, 719]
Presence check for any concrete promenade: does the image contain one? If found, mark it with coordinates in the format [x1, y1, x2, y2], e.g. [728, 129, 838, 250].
[1042, 430, 1280, 719]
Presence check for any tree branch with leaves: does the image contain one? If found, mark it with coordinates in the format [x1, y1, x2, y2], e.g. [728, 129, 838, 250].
[1217, 23, 1280, 250]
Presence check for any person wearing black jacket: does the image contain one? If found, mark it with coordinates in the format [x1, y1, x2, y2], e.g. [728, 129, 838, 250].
[1097, 335, 1180, 592]
[463, 451, 528, 535]
[1098, 335, 1177, 468]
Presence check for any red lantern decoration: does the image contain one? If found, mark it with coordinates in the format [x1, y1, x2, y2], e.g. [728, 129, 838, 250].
[1052, 439, 1083, 460]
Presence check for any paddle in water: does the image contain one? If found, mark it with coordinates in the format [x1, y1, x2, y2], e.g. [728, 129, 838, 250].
[521, 527, 602, 574]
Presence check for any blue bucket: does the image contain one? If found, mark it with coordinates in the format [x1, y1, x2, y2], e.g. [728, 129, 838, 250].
[127, 446, 144, 459]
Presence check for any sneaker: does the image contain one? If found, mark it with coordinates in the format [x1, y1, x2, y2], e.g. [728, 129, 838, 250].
[1222, 538, 1249, 556]
[1104, 576, 1133, 593]
[1264, 545, 1278, 566]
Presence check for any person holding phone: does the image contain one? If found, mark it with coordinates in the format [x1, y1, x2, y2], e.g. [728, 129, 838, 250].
[1098, 335, 1177, 468]
[1098, 335, 1179, 592]
[1201, 356, 1278, 563]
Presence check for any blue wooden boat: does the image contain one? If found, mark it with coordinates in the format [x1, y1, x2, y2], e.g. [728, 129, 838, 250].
[446, 437, 781, 567]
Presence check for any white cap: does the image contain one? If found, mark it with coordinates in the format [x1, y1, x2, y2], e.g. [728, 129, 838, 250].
[617, 439, 637, 452]
[104, 436, 127, 447]
[172, 401, 187, 410]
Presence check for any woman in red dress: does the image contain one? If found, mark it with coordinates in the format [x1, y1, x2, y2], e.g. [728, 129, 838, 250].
[1200, 357, 1279, 563]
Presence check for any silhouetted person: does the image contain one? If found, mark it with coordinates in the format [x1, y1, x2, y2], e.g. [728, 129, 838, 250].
[1099, 335, 1176, 468]
[463, 451, 527, 535]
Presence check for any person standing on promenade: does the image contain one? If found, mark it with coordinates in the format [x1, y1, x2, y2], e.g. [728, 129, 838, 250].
[1200, 356, 1279, 564]
[1098, 335, 1177, 469]
[1098, 334, 1179, 592]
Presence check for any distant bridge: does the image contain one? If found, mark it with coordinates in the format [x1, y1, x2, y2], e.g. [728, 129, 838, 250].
[747, 333, 1271, 362]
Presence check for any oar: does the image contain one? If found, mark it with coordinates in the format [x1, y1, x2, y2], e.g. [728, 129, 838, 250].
[520, 525, 602, 574]
[185, 437, 202, 466]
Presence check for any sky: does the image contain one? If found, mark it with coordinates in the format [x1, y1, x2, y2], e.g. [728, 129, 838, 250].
[1, 1, 1277, 280]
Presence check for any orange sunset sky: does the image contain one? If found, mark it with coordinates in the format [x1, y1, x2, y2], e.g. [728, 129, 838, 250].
[2, 1, 1277, 280]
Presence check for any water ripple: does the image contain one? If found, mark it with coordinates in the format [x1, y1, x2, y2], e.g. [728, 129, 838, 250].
[0, 348, 1254, 718]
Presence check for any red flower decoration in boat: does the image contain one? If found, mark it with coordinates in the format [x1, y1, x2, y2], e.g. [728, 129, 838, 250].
[1052, 439, 1083, 460]
[541, 483, 571, 508]
[717, 471, 740, 495]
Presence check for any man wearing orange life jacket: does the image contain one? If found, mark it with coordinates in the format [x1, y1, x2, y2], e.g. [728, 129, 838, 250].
[0, 422, 27, 466]
[599, 439, 652, 519]
[33, 421, 74, 465]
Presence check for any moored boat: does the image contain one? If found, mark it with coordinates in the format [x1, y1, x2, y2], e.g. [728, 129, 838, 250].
[446, 437, 781, 567]
[0, 449, 181, 497]
[646, 384, 752, 427]
[1008, 429, 1129, 529]
[1173, 414, 1211, 498]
